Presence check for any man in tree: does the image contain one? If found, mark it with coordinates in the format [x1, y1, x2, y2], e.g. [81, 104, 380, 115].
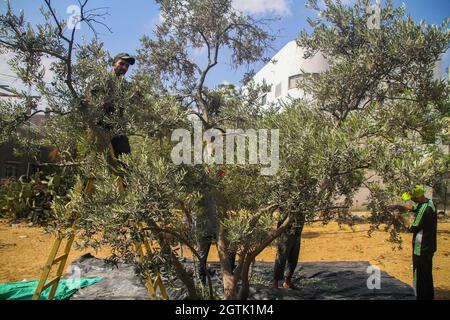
[112, 53, 135, 77]
[392, 185, 438, 300]
[87, 52, 135, 167]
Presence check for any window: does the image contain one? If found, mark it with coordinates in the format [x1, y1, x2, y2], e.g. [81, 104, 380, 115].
[289, 73, 320, 90]
[288, 74, 303, 89]
[4, 162, 19, 178]
[261, 94, 267, 105]
[275, 83, 282, 98]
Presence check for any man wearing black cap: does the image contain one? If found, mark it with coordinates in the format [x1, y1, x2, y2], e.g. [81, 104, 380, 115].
[108, 53, 135, 160]
[112, 52, 135, 77]
[87, 53, 135, 165]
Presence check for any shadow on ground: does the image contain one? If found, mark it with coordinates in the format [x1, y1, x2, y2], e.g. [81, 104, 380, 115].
[435, 287, 450, 300]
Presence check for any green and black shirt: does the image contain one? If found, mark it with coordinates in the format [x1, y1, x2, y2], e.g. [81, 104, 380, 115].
[408, 199, 437, 256]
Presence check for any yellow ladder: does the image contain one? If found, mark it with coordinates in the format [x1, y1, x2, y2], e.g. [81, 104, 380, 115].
[31, 234, 76, 300]
[134, 236, 169, 300]
[32, 176, 169, 300]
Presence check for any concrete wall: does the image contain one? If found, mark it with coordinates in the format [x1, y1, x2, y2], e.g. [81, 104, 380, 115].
[0, 142, 34, 179]
[0, 115, 52, 180]
[253, 41, 329, 105]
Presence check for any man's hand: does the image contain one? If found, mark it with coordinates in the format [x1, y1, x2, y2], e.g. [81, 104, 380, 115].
[388, 204, 412, 228]
[393, 211, 415, 229]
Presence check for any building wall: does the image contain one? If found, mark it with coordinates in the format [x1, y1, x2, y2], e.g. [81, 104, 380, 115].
[0, 115, 52, 181]
[0, 142, 34, 179]
[0, 142, 55, 181]
[253, 41, 329, 105]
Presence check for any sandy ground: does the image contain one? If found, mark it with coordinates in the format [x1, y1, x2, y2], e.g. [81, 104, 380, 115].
[1, 218, 449, 299]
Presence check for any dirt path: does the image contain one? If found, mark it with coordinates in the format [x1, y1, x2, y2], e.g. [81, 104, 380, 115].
[1, 218, 449, 299]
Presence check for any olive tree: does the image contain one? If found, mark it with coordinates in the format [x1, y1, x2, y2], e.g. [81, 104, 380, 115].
[0, 0, 199, 299]
[136, 0, 280, 299]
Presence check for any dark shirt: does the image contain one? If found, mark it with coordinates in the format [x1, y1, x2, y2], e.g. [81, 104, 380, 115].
[89, 73, 131, 157]
[110, 135, 131, 158]
[408, 199, 437, 256]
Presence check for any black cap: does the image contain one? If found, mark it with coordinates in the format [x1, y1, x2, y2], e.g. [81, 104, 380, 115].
[113, 52, 135, 65]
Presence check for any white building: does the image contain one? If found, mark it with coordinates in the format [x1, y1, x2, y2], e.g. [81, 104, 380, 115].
[254, 40, 445, 106]
[252, 40, 329, 106]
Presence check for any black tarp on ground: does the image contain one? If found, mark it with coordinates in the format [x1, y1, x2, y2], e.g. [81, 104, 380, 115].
[67, 254, 415, 300]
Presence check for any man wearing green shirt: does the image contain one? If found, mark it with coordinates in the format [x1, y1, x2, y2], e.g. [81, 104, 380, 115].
[392, 185, 437, 300]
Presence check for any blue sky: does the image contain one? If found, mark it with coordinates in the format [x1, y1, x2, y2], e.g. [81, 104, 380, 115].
[1, 0, 449, 90]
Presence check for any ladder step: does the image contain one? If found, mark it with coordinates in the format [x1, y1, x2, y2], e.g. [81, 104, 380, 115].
[153, 277, 163, 289]
[52, 254, 69, 265]
[43, 276, 61, 291]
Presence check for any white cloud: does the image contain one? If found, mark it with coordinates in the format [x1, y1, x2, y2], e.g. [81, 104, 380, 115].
[232, 0, 292, 16]
[0, 52, 27, 93]
[441, 48, 449, 78]
[145, 12, 165, 34]
[150, 12, 165, 26]
[341, 0, 357, 5]
[39, 55, 55, 85]
[0, 52, 55, 90]
[442, 48, 450, 66]
[193, 45, 208, 57]
[0, 52, 55, 110]
[316, 0, 357, 10]
[149, 1, 291, 31]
